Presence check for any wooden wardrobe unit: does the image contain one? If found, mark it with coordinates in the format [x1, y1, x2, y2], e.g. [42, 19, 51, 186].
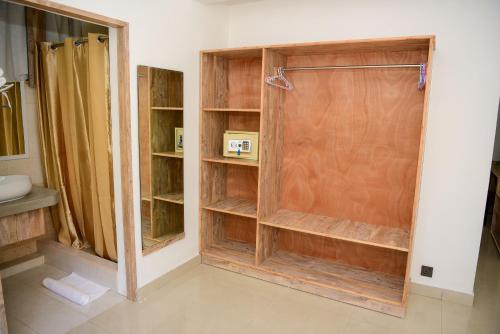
[199, 36, 435, 317]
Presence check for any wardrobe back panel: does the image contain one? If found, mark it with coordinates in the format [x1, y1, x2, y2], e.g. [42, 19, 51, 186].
[227, 58, 262, 109]
[201, 54, 262, 109]
[226, 165, 258, 201]
[150, 68, 183, 108]
[223, 214, 257, 245]
[277, 230, 407, 277]
[279, 50, 428, 230]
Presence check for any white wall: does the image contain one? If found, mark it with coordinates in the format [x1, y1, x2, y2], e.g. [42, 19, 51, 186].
[226, 0, 500, 295]
[50, 0, 229, 293]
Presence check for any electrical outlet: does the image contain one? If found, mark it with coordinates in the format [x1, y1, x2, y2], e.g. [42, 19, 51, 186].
[421, 265, 433, 278]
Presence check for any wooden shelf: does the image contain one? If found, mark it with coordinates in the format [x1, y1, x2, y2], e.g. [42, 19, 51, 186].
[203, 197, 257, 218]
[202, 239, 255, 266]
[141, 197, 151, 202]
[151, 107, 183, 111]
[152, 151, 183, 159]
[260, 209, 409, 252]
[260, 250, 404, 304]
[202, 156, 259, 167]
[154, 192, 184, 205]
[142, 232, 185, 255]
[203, 108, 261, 113]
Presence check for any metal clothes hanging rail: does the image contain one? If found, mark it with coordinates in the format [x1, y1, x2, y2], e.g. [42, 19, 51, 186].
[50, 35, 109, 49]
[265, 63, 427, 91]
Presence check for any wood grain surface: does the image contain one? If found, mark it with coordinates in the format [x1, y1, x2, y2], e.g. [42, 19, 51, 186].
[280, 50, 428, 230]
[261, 209, 409, 251]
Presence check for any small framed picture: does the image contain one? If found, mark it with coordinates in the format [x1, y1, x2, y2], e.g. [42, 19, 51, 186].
[175, 127, 183, 153]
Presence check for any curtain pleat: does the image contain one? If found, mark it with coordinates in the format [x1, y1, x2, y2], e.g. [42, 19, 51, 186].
[35, 34, 116, 261]
[0, 83, 25, 156]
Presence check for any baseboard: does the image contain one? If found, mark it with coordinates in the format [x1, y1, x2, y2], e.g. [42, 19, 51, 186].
[137, 255, 201, 301]
[410, 281, 474, 306]
[38, 239, 118, 291]
[0, 253, 45, 279]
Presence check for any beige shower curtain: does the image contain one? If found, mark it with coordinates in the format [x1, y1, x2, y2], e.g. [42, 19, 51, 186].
[0, 82, 25, 156]
[35, 33, 117, 261]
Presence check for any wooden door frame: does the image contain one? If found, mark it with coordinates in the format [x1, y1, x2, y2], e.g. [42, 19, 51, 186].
[7, 0, 138, 301]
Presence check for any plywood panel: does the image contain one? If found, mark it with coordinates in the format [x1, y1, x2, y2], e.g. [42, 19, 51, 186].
[16, 209, 45, 240]
[152, 201, 183, 238]
[226, 164, 258, 201]
[277, 229, 407, 277]
[203, 36, 432, 58]
[203, 254, 405, 317]
[260, 250, 404, 303]
[150, 68, 183, 108]
[258, 49, 286, 218]
[280, 50, 428, 230]
[204, 197, 257, 218]
[256, 48, 285, 265]
[138, 66, 151, 199]
[222, 214, 256, 245]
[227, 57, 262, 109]
[261, 209, 409, 251]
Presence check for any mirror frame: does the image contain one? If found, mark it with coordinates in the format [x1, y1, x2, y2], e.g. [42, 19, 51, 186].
[0, 81, 30, 161]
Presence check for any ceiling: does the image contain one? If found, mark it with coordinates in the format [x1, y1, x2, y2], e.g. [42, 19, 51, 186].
[197, 0, 264, 5]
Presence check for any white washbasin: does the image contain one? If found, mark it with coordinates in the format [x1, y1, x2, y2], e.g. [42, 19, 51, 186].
[0, 175, 32, 204]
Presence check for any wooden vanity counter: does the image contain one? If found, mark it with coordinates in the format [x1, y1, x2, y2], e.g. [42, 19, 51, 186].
[0, 186, 59, 247]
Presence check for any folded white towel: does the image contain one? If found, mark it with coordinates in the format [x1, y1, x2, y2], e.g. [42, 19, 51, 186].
[42, 272, 109, 306]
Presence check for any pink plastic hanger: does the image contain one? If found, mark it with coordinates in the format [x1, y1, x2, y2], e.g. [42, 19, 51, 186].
[265, 67, 294, 91]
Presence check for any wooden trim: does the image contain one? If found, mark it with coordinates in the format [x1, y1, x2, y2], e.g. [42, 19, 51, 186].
[117, 23, 137, 302]
[202, 35, 435, 54]
[402, 36, 436, 306]
[202, 254, 405, 317]
[142, 232, 185, 256]
[0, 278, 7, 334]
[7, 0, 127, 27]
[9, 0, 138, 302]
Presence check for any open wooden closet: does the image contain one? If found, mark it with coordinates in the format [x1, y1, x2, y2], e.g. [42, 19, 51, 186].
[199, 36, 435, 317]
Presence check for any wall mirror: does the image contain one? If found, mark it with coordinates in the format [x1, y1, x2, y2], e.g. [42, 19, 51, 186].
[0, 81, 28, 160]
[137, 65, 184, 254]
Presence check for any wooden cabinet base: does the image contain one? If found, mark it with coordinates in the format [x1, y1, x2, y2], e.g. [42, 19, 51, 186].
[0, 209, 45, 248]
[201, 254, 405, 318]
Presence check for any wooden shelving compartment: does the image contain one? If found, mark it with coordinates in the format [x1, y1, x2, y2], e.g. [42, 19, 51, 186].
[201, 161, 259, 220]
[257, 226, 407, 306]
[138, 66, 184, 253]
[151, 106, 183, 111]
[201, 210, 256, 266]
[260, 210, 409, 252]
[154, 191, 184, 205]
[201, 156, 259, 167]
[203, 197, 257, 218]
[260, 248, 404, 304]
[152, 152, 183, 159]
[203, 108, 261, 113]
[200, 37, 435, 317]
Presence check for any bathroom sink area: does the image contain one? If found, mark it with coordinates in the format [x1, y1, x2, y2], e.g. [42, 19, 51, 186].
[0, 175, 32, 203]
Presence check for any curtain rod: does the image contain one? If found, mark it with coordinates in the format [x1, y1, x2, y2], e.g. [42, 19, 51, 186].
[281, 64, 422, 71]
[50, 35, 109, 49]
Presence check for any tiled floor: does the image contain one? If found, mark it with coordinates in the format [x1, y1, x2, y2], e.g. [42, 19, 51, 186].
[3, 265, 125, 334]
[5, 229, 500, 334]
